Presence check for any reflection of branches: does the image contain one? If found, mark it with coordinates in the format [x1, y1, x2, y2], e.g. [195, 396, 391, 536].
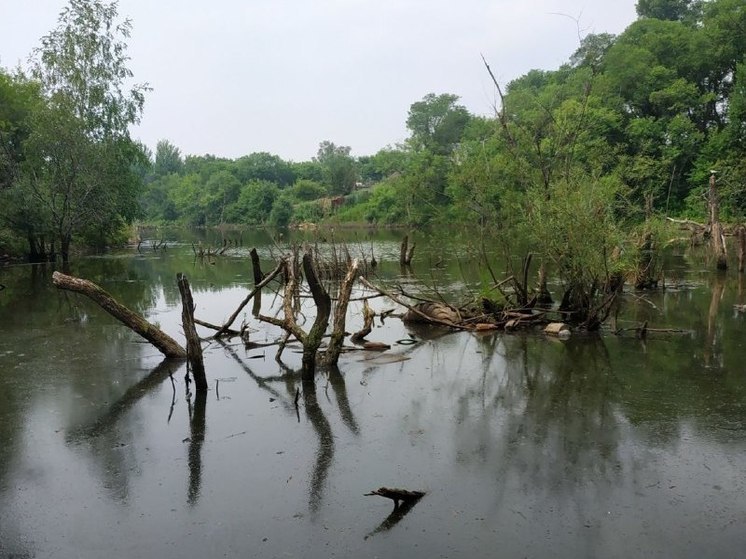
[303, 378, 334, 517]
[326, 366, 360, 436]
[364, 496, 424, 539]
[67, 358, 184, 441]
[187, 390, 206, 506]
[217, 339, 295, 412]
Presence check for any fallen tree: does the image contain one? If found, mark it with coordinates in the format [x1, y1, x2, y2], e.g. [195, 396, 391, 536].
[52, 271, 186, 359]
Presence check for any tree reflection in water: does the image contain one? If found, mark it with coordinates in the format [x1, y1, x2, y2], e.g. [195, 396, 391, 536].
[302, 376, 334, 517]
[187, 388, 206, 506]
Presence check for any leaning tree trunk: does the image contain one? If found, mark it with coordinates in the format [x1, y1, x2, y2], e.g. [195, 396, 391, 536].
[52, 271, 187, 358]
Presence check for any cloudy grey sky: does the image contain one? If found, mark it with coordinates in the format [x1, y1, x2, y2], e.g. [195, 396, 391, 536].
[1, 0, 638, 161]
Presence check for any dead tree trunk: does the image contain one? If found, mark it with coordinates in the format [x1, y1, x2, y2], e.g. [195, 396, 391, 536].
[301, 252, 331, 376]
[738, 226, 745, 273]
[258, 250, 331, 380]
[324, 258, 359, 366]
[177, 273, 207, 393]
[250, 248, 263, 285]
[52, 271, 186, 359]
[400, 235, 415, 266]
[709, 172, 728, 270]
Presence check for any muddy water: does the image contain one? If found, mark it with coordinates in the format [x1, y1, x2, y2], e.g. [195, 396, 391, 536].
[1, 233, 745, 558]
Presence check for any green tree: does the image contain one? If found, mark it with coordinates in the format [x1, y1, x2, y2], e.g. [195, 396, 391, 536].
[406, 93, 471, 155]
[17, 0, 148, 262]
[152, 139, 183, 178]
[268, 194, 294, 228]
[292, 179, 326, 201]
[226, 180, 279, 225]
[315, 141, 357, 195]
[234, 152, 295, 186]
[635, 0, 702, 22]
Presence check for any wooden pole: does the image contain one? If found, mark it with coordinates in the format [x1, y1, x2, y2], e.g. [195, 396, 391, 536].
[177, 273, 207, 393]
[52, 271, 186, 359]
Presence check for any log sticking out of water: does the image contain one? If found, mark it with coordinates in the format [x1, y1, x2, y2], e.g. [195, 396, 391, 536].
[177, 273, 207, 393]
[399, 235, 415, 266]
[323, 258, 359, 366]
[51, 271, 186, 359]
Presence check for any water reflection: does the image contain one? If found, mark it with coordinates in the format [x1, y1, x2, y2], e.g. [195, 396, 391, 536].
[68, 359, 183, 440]
[302, 378, 334, 517]
[325, 366, 359, 436]
[187, 389, 206, 506]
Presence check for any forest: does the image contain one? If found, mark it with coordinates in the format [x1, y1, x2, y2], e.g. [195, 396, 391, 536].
[1, 0, 745, 264]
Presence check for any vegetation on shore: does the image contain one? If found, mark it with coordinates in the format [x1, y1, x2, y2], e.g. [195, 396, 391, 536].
[2, 0, 745, 286]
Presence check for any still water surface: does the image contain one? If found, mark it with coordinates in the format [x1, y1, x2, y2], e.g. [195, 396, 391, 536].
[1, 229, 745, 558]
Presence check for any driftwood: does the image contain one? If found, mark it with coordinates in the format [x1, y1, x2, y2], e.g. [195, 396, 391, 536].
[177, 273, 207, 392]
[359, 277, 473, 331]
[350, 299, 375, 343]
[402, 301, 460, 325]
[544, 322, 570, 337]
[364, 487, 425, 509]
[52, 271, 186, 359]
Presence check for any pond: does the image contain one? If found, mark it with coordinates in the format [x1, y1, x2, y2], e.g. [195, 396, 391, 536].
[1, 229, 745, 558]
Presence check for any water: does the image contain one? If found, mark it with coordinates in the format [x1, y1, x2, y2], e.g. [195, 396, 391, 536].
[1, 231, 745, 558]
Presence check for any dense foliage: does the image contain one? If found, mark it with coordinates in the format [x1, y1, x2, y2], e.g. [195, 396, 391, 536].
[2, 0, 744, 265]
[0, 0, 148, 262]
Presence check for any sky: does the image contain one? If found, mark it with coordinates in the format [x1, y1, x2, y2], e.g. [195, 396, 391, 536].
[0, 0, 638, 162]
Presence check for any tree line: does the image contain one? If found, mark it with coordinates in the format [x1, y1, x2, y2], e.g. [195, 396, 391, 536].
[2, 0, 745, 262]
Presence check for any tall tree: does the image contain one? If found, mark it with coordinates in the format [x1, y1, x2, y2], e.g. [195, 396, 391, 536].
[21, 0, 148, 262]
[406, 93, 471, 155]
[315, 141, 357, 196]
[152, 139, 183, 178]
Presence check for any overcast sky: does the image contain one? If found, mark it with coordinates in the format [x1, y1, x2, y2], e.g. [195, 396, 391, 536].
[0, 0, 638, 161]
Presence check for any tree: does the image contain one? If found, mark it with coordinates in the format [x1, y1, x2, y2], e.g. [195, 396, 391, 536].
[635, 0, 702, 22]
[406, 93, 471, 155]
[234, 152, 295, 186]
[315, 141, 357, 195]
[226, 180, 279, 225]
[17, 0, 148, 262]
[152, 139, 183, 178]
[0, 71, 39, 190]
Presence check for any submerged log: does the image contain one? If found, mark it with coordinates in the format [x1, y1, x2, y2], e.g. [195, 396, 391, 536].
[359, 277, 474, 331]
[402, 302, 460, 325]
[544, 322, 570, 337]
[52, 271, 186, 359]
